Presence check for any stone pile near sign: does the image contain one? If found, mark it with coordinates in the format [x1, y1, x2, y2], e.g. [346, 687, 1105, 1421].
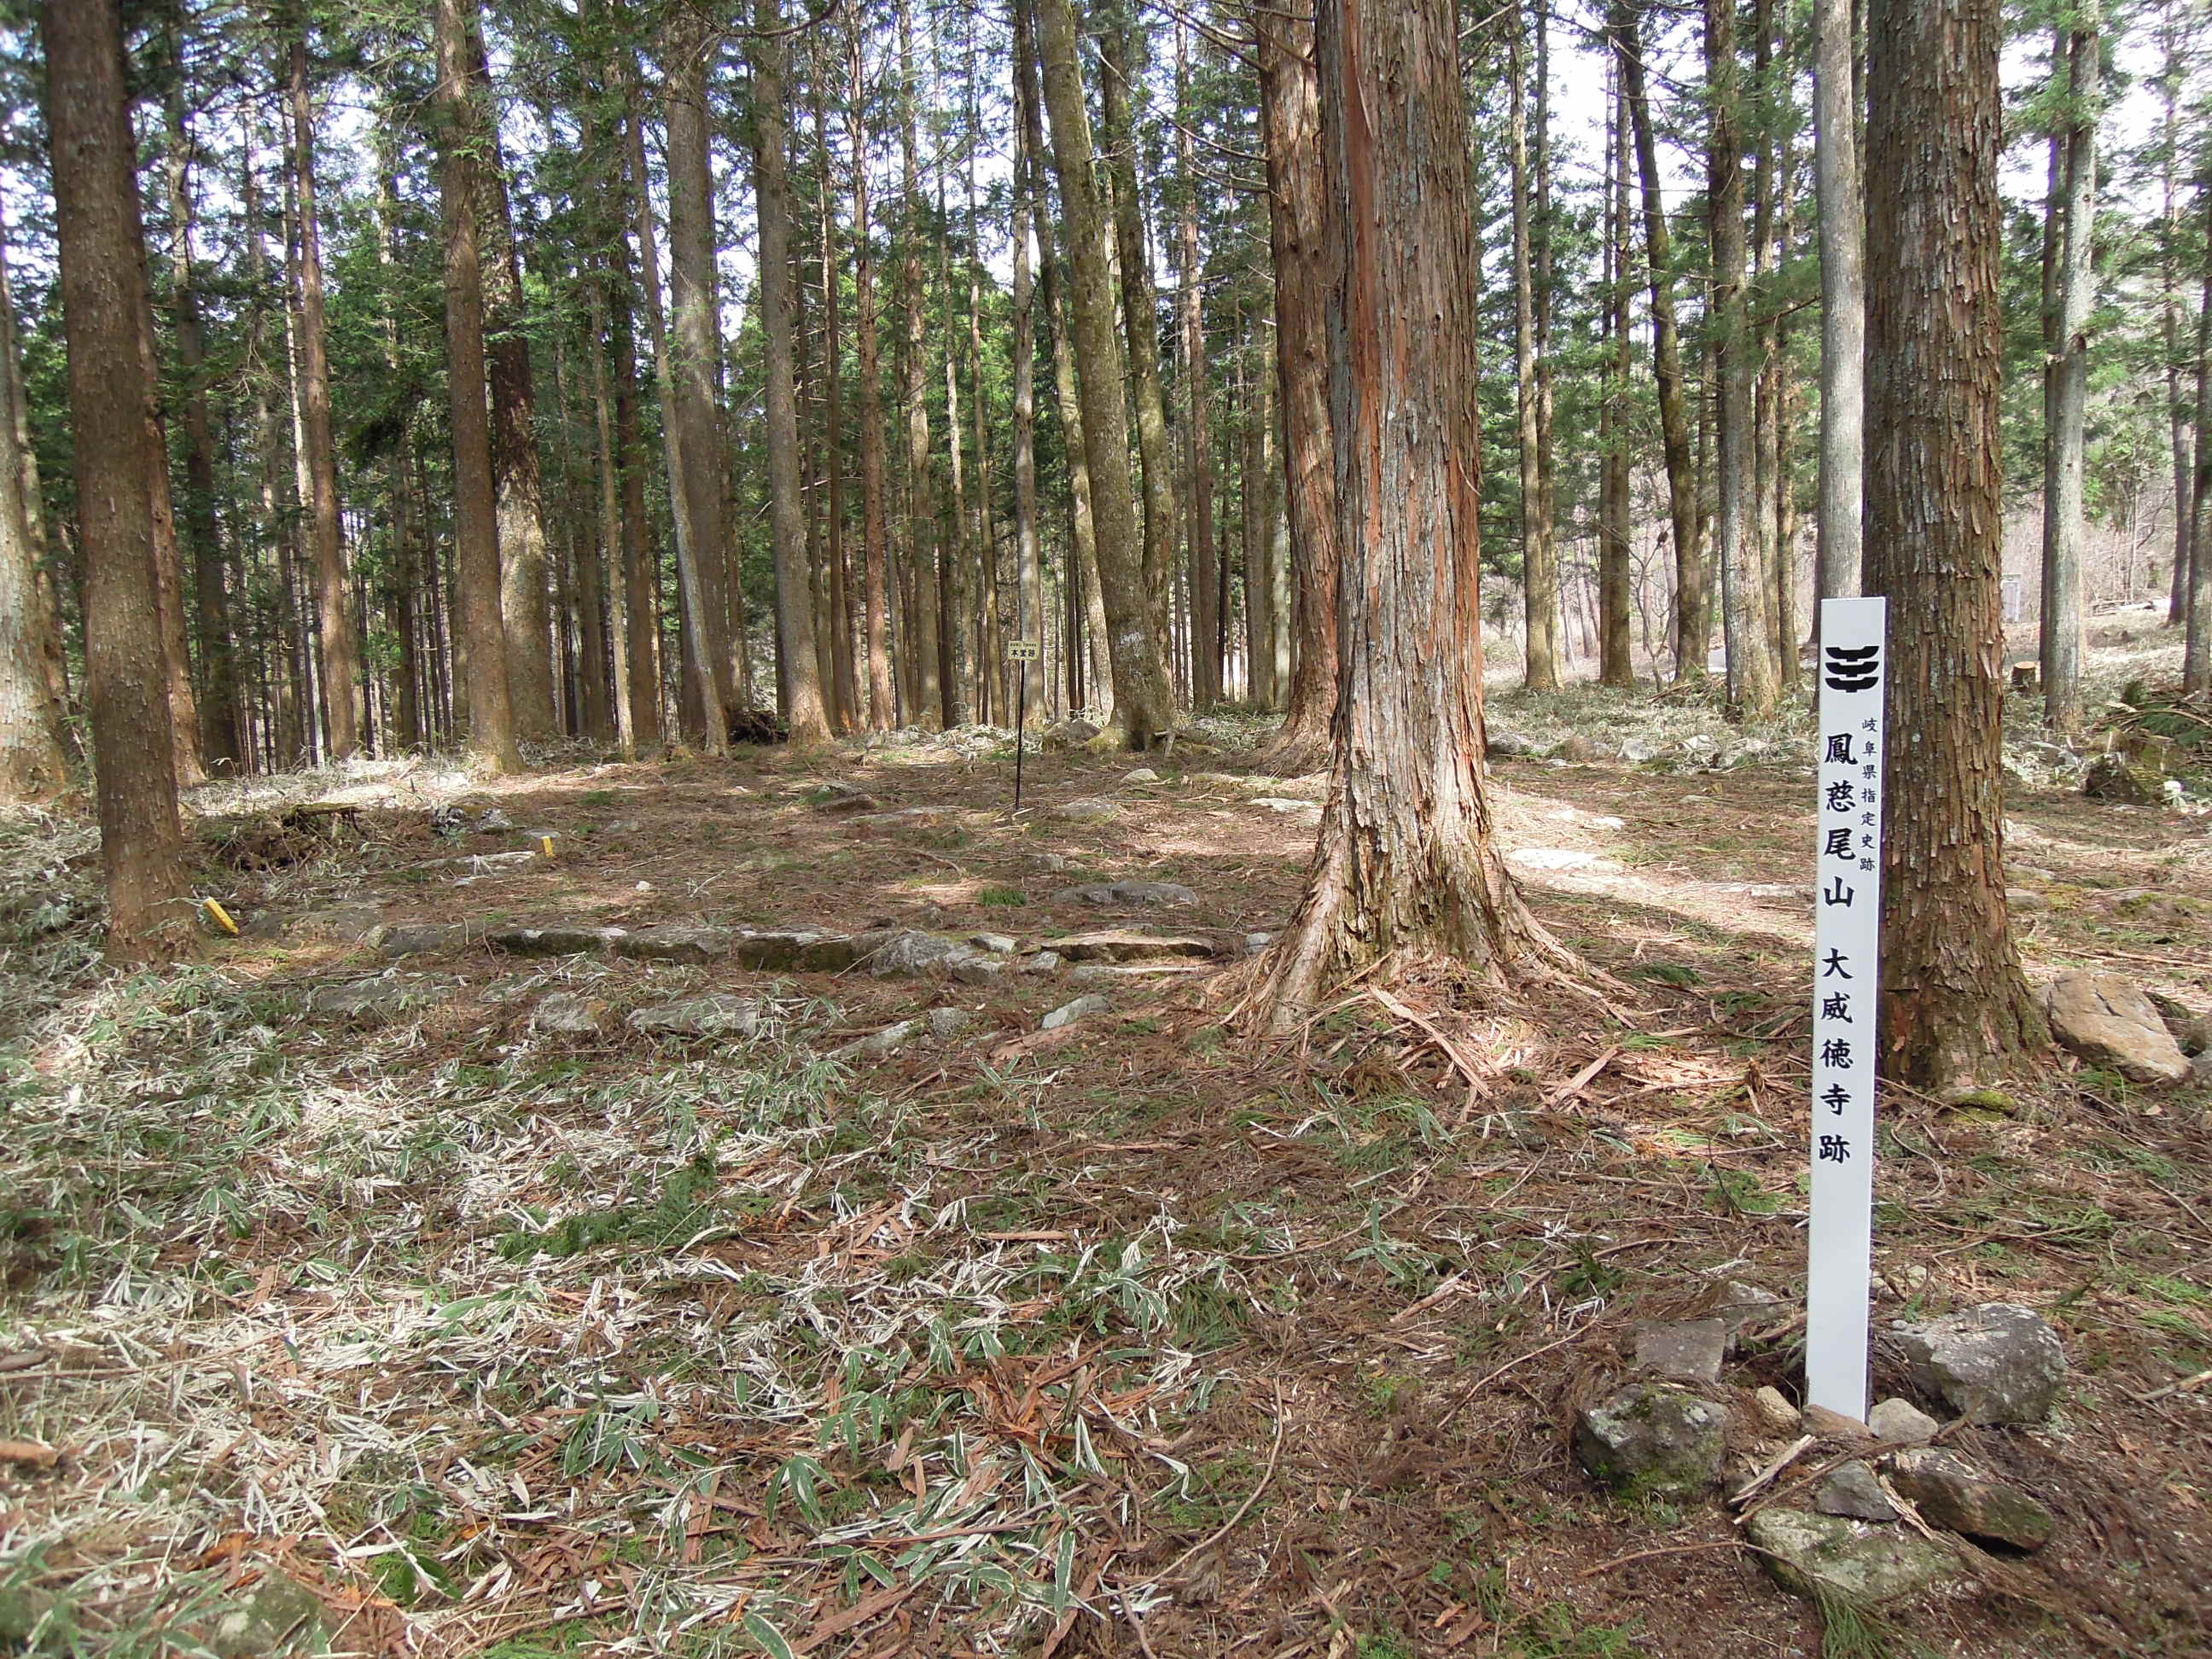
[2042, 971, 2193, 1086]
[1575, 1301, 2069, 1610]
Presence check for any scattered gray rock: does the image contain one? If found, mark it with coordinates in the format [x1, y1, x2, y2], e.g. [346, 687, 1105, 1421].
[1042, 994, 1112, 1031]
[1053, 796, 1125, 824]
[2006, 888, 2050, 915]
[1868, 1397, 1939, 1446]
[611, 925, 733, 964]
[1250, 796, 1323, 819]
[1572, 1382, 1729, 1499]
[857, 929, 970, 977]
[1019, 951, 1063, 974]
[1752, 1386, 1802, 1435]
[1745, 1507, 1961, 1607]
[488, 923, 618, 958]
[1712, 1280, 1784, 1346]
[1632, 1318, 1726, 1385]
[1556, 733, 1604, 762]
[1244, 932, 1274, 954]
[2012, 864, 2056, 884]
[1486, 727, 1539, 759]
[197, 1571, 330, 1658]
[1045, 718, 1101, 749]
[1123, 766, 1161, 785]
[2195, 1051, 2212, 1087]
[1620, 739, 1660, 764]
[732, 929, 862, 973]
[532, 992, 607, 1036]
[970, 932, 1019, 956]
[307, 976, 443, 1022]
[378, 923, 462, 958]
[474, 807, 515, 834]
[1507, 847, 1616, 873]
[1068, 961, 1213, 984]
[928, 1008, 974, 1042]
[810, 788, 882, 815]
[629, 995, 760, 1039]
[1815, 1460, 1899, 1522]
[2043, 972, 2192, 1085]
[1052, 928, 1223, 963]
[948, 954, 1006, 985]
[1054, 880, 1199, 909]
[2081, 754, 2157, 804]
[1272, 773, 1330, 801]
[1890, 1302, 2066, 1424]
[1886, 1448, 2054, 1551]
[839, 1018, 921, 1059]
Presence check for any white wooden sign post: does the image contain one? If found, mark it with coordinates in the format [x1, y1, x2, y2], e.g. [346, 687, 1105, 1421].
[1807, 596, 1888, 1422]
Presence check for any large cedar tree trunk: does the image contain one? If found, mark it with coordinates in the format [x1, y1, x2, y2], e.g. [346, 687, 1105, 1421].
[434, 0, 521, 772]
[1254, 7, 1339, 765]
[1812, 0, 1864, 618]
[1036, 0, 1174, 747]
[44, 0, 197, 955]
[1865, 0, 2045, 1086]
[848, 20, 895, 729]
[287, 36, 362, 758]
[0, 222, 69, 803]
[753, 0, 830, 743]
[1243, 0, 1571, 1033]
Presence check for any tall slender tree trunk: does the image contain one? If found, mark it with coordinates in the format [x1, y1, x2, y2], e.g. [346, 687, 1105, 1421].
[43, 0, 196, 954]
[1508, 7, 1558, 690]
[1174, 21, 1219, 708]
[433, 0, 521, 773]
[1243, 0, 1575, 1033]
[896, 0, 940, 726]
[1011, 0, 1046, 721]
[2039, 12, 2098, 736]
[752, 0, 830, 743]
[1865, 0, 2044, 1086]
[1613, 0, 1706, 680]
[812, 40, 855, 731]
[1099, 9, 1179, 648]
[1255, 5, 1339, 765]
[1813, 0, 1864, 617]
[286, 34, 361, 760]
[2186, 183, 2212, 692]
[162, 44, 239, 772]
[463, 28, 560, 742]
[848, 20, 895, 729]
[1036, 0, 1174, 746]
[0, 221, 67, 802]
[653, 17, 735, 746]
[1708, 0, 1780, 713]
[2157, 13, 2192, 628]
[1598, 54, 1634, 688]
[373, 131, 427, 752]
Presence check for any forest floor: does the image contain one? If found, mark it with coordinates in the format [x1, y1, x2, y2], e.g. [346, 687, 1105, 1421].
[3, 620, 2210, 1659]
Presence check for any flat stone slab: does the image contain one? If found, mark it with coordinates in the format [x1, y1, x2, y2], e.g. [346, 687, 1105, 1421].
[1068, 962, 1214, 985]
[1574, 1382, 1728, 1499]
[2043, 971, 2192, 1085]
[1890, 1302, 2066, 1424]
[730, 929, 863, 972]
[610, 925, 733, 963]
[307, 976, 445, 1022]
[1886, 1448, 2054, 1550]
[1632, 1318, 1726, 1385]
[1054, 880, 1199, 909]
[1052, 928, 1223, 963]
[379, 924, 463, 958]
[532, 992, 607, 1036]
[488, 923, 620, 957]
[1868, 1398, 1939, 1446]
[628, 995, 760, 1039]
[1745, 1507, 1961, 1606]
[1042, 994, 1112, 1031]
[1052, 796, 1124, 824]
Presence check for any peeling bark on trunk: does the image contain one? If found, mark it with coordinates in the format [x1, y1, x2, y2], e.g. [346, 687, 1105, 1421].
[2039, 15, 2098, 737]
[1244, 0, 1574, 1033]
[1865, 0, 2044, 1086]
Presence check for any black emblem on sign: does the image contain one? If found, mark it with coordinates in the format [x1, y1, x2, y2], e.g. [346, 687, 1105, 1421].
[1824, 644, 1880, 692]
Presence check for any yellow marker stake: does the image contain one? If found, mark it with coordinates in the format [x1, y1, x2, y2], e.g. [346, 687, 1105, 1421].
[540, 836, 557, 860]
[202, 898, 239, 936]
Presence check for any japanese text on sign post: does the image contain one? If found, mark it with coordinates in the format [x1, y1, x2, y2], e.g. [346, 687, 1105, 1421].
[1807, 596, 1887, 1423]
